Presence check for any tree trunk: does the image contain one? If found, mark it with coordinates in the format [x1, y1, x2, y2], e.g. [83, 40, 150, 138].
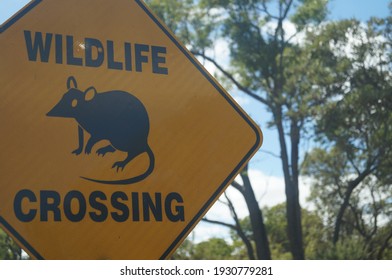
[285, 180, 304, 259]
[333, 167, 374, 244]
[240, 165, 271, 260]
[276, 111, 304, 259]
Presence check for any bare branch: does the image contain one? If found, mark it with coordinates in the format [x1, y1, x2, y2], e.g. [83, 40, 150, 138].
[202, 217, 236, 230]
[284, 30, 301, 46]
[231, 180, 245, 195]
[282, 0, 294, 20]
[333, 166, 375, 244]
[260, 149, 281, 159]
[259, 2, 280, 20]
[224, 192, 256, 260]
[191, 51, 270, 106]
[347, 152, 361, 175]
[369, 185, 379, 238]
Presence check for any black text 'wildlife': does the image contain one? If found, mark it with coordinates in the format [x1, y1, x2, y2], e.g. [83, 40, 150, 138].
[47, 76, 154, 185]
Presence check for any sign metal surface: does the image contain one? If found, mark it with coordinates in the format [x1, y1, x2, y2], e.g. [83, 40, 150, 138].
[0, 0, 262, 259]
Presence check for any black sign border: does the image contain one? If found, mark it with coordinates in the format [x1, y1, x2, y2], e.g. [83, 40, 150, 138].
[0, 0, 262, 260]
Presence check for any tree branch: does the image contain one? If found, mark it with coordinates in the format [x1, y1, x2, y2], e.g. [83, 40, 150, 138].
[202, 217, 236, 230]
[224, 192, 256, 259]
[191, 51, 270, 106]
[260, 149, 281, 159]
[259, 2, 280, 20]
[377, 226, 392, 259]
[231, 180, 245, 195]
[333, 166, 375, 244]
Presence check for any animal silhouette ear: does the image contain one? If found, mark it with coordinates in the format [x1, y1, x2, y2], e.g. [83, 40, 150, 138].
[67, 76, 78, 89]
[84, 86, 97, 101]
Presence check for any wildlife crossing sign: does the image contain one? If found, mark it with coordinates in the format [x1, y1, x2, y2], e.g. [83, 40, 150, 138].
[0, 0, 262, 259]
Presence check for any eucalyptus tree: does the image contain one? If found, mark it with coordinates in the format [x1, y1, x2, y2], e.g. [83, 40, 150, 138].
[146, 0, 330, 260]
[302, 11, 392, 258]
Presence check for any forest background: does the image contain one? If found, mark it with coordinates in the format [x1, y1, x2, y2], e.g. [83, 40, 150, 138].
[1, 0, 391, 260]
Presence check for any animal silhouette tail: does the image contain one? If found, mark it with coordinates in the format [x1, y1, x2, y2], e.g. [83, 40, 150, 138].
[80, 147, 155, 185]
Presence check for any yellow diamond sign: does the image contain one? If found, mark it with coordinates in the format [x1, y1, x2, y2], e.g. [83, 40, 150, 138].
[0, 0, 262, 259]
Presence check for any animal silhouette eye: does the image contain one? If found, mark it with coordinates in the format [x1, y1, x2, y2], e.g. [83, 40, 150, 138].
[71, 99, 78, 108]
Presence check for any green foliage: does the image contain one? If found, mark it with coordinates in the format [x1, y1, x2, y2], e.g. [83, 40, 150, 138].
[0, 0, 390, 261]
[0, 229, 22, 260]
[145, 0, 193, 43]
[291, 0, 328, 30]
[172, 237, 234, 260]
[263, 204, 328, 259]
[173, 202, 391, 260]
[145, 0, 216, 51]
[192, 238, 234, 259]
[190, 1, 335, 260]
[263, 204, 292, 259]
[148, 0, 392, 260]
[171, 239, 195, 260]
[227, 203, 329, 259]
[315, 238, 369, 260]
[202, 0, 279, 92]
[302, 12, 392, 260]
[303, 145, 392, 259]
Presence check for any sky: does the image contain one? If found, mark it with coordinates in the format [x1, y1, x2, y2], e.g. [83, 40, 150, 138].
[1, 1, 390, 28]
[0, 0, 31, 24]
[0, 0, 390, 244]
[329, 0, 390, 21]
[191, 0, 392, 242]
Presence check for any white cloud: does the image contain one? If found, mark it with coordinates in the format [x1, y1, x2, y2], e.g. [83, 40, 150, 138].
[262, 20, 305, 45]
[330, 23, 389, 70]
[233, 95, 251, 106]
[191, 169, 312, 242]
[199, 38, 231, 75]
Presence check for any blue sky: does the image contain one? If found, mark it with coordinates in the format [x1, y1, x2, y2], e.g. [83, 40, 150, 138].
[0, 0, 390, 242]
[0, 0, 31, 24]
[3, 0, 388, 177]
[329, 0, 390, 21]
[1, 0, 391, 197]
[1, 0, 391, 26]
[235, 0, 391, 173]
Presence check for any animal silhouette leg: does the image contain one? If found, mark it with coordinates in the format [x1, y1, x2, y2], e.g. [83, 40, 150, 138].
[72, 125, 84, 155]
[97, 145, 116, 157]
[112, 152, 139, 172]
[85, 136, 101, 155]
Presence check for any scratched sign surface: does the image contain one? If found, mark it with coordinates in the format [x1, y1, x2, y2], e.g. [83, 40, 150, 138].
[0, 0, 262, 259]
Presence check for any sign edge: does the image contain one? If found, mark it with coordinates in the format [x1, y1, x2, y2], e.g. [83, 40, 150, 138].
[0, 0, 263, 260]
[0, 216, 43, 259]
[0, 0, 42, 34]
[133, 0, 263, 260]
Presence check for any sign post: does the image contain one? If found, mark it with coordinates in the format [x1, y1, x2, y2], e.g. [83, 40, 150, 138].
[0, 0, 262, 259]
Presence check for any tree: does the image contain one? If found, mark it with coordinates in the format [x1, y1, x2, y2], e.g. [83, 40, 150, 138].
[0, 229, 22, 260]
[229, 203, 329, 259]
[171, 237, 235, 259]
[147, 0, 331, 260]
[170, 238, 196, 260]
[302, 13, 392, 259]
[146, 0, 273, 260]
[192, 238, 234, 259]
[303, 148, 392, 259]
[198, 0, 330, 260]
